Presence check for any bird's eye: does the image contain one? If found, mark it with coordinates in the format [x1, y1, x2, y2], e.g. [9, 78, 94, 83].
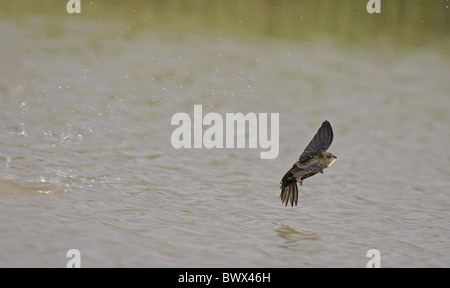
[326, 155, 331, 159]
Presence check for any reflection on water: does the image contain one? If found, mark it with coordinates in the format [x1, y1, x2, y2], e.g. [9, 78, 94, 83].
[0, 2, 449, 267]
[275, 223, 320, 243]
[0, 179, 64, 195]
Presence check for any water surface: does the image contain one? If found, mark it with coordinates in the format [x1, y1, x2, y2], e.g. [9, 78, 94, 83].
[0, 3, 449, 267]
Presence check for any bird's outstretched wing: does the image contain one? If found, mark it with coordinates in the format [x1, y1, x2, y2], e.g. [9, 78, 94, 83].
[298, 120, 333, 164]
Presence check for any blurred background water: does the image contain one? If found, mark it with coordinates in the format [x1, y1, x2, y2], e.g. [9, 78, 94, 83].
[0, 0, 449, 267]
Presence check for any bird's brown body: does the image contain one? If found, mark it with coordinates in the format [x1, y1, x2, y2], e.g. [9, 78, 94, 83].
[280, 120, 336, 206]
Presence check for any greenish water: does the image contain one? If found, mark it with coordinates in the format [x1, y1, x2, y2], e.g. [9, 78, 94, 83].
[2, 0, 449, 46]
[0, 1, 449, 267]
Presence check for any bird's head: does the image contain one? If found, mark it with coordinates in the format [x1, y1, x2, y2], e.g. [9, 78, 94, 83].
[321, 151, 337, 168]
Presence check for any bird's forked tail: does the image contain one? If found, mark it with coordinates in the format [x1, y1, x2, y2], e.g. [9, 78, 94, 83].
[280, 180, 299, 207]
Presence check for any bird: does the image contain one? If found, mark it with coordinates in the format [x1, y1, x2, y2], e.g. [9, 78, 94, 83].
[280, 120, 337, 206]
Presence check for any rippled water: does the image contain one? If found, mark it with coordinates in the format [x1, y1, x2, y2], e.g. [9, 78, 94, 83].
[1, 14, 449, 267]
